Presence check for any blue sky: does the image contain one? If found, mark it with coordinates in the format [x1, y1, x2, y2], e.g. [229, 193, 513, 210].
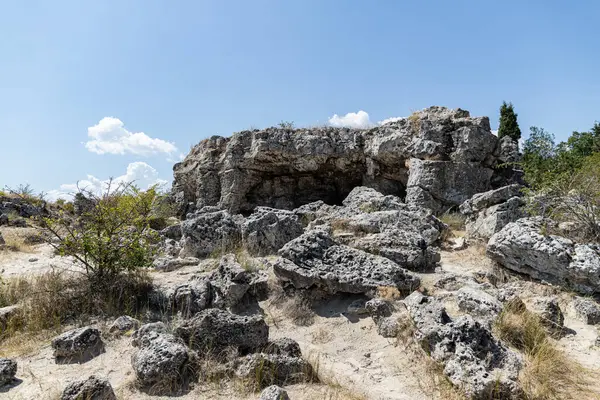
[1, 0, 599, 198]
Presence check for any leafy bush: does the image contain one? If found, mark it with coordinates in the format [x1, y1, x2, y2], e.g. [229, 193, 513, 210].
[43, 181, 160, 283]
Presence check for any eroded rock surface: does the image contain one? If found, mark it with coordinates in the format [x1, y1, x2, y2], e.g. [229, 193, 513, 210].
[488, 217, 600, 294]
[404, 292, 522, 399]
[174, 308, 269, 355]
[460, 184, 525, 239]
[0, 358, 17, 387]
[173, 107, 506, 215]
[60, 375, 117, 400]
[275, 229, 420, 295]
[51, 327, 104, 363]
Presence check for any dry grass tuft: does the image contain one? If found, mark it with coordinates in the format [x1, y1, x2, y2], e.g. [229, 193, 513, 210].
[439, 212, 466, 241]
[0, 228, 36, 253]
[376, 286, 403, 301]
[0, 270, 152, 350]
[311, 327, 334, 344]
[494, 298, 596, 399]
[282, 296, 316, 326]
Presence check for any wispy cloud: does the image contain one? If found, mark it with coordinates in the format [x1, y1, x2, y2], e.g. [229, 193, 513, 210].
[85, 117, 177, 156]
[46, 162, 169, 201]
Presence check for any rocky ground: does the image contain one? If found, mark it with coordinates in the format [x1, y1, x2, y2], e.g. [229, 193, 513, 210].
[2, 107, 600, 399]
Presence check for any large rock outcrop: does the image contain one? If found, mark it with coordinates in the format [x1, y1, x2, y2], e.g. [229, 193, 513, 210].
[487, 217, 600, 294]
[173, 107, 508, 215]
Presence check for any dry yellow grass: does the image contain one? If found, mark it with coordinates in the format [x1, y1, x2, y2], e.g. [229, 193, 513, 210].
[0, 228, 36, 253]
[376, 285, 403, 300]
[494, 298, 596, 400]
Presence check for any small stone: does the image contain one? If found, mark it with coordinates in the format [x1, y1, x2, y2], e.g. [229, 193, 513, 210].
[28, 257, 38, 262]
[0, 358, 17, 387]
[108, 316, 140, 335]
[259, 385, 290, 400]
[60, 375, 116, 400]
[573, 297, 600, 325]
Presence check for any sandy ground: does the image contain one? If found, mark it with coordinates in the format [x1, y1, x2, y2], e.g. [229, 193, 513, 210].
[2, 239, 600, 399]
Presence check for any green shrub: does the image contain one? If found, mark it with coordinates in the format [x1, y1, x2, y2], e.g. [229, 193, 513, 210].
[43, 181, 160, 283]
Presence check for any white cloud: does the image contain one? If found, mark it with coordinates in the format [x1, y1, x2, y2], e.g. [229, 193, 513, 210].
[378, 117, 403, 125]
[46, 162, 169, 201]
[491, 130, 498, 136]
[85, 117, 177, 156]
[328, 110, 373, 129]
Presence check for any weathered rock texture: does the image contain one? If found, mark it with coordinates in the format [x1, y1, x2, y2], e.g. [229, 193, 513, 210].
[274, 229, 420, 295]
[0, 358, 17, 387]
[51, 327, 104, 363]
[460, 184, 525, 239]
[131, 329, 196, 394]
[488, 218, 600, 294]
[174, 308, 269, 355]
[173, 107, 508, 215]
[60, 376, 117, 400]
[404, 292, 522, 399]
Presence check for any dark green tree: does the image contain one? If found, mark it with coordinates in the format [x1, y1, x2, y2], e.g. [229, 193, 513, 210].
[498, 101, 522, 143]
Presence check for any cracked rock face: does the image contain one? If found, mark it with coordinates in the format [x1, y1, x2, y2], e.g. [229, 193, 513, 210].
[403, 292, 522, 399]
[242, 207, 305, 256]
[0, 358, 17, 387]
[274, 229, 420, 295]
[51, 327, 104, 363]
[460, 184, 525, 239]
[487, 217, 600, 294]
[174, 308, 269, 356]
[173, 107, 505, 215]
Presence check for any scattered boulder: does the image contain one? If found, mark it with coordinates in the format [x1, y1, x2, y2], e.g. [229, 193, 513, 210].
[51, 327, 104, 363]
[460, 184, 525, 239]
[487, 217, 600, 294]
[179, 209, 243, 258]
[275, 229, 420, 295]
[131, 330, 196, 394]
[260, 385, 290, 400]
[0, 214, 8, 226]
[0, 358, 17, 387]
[0, 195, 47, 218]
[235, 353, 313, 389]
[60, 376, 116, 400]
[242, 207, 304, 256]
[572, 297, 600, 325]
[404, 292, 522, 399]
[174, 308, 269, 356]
[108, 316, 140, 335]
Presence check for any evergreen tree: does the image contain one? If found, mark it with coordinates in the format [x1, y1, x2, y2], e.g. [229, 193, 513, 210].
[498, 101, 522, 143]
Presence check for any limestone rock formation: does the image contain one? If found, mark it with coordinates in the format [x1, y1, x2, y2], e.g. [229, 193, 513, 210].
[60, 376, 117, 400]
[487, 218, 600, 294]
[179, 209, 243, 258]
[404, 292, 522, 399]
[242, 207, 304, 256]
[173, 107, 507, 215]
[274, 229, 420, 295]
[460, 184, 525, 239]
[51, 327, 104, 363]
